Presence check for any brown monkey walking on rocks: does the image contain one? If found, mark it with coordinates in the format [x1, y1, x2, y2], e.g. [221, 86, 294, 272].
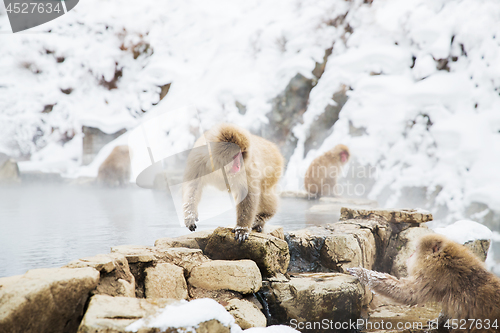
[97, 145, 131, 187]
[304, 144, 350, 198]
[182, 123, 283, 242]
[348, 234, 500, 332]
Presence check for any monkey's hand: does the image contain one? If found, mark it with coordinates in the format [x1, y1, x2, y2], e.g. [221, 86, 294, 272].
[184, 216, 198, 232]
[346, 267, 372, 286]
[233, 226, 250, 243]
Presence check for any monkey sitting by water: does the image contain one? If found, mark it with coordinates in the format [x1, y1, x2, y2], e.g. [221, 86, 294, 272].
[182, 123, 283, 242]
[304, 144, 350, 198]
[348, 234, 500, 332]
[97, 145, 131, 187]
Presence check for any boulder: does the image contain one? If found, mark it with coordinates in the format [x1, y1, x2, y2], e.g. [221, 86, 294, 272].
[188, 286, 242, 304]
[144, 263, 188, 299]
[340, 207, 433, 224]
[110, 245, 156, 264]
[279, 190, 310, 199]
[225, 299, 267, 329]
[0, 267, 99, 333]
[265, 273, 369, 332]
[125, 298, 234, 333]
[77, 295, 178, 333]
[387, 227, 434, 278]
[188, 260, 262, 294]
[65, 253, 135, 297]
[153, 247, 210, 273]
[310, 198, 377, 216]
[110, 245, 210, 298]
[286, 222, 378, 273]
[155, 229, 214, 251]
[464, 239, 491, 262]
[320, 227, 376, 273]
[263, 225, 285, 240]
[204, 227, 289, 277]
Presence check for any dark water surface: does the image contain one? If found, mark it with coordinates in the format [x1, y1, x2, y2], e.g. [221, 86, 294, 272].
[0, 184, 323, 277]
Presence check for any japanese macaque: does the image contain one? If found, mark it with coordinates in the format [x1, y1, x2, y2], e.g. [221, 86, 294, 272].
[182, 123, 283, 242]
[304, 144, 350, 198]
[97, 145, 131, 187]
[348, 234, 500, 332]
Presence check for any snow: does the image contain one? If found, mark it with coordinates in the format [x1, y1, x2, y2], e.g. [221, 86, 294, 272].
[433, 219, 493, 244]
[125, 298, 298, 333]
[126, 298, 236, 332]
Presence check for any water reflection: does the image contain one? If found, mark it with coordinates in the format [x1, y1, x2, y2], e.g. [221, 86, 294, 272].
[0, 184, 325, 277]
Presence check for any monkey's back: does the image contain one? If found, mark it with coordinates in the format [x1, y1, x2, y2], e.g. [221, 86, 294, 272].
[249, 134, 283, 189]
[97, 146, 131, 187]
[304, 151, 339, 196]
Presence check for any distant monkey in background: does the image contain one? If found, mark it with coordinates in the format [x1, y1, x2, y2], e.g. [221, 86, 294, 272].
[182, 123, 283, 242]
[348, 234, 500, 332]
[304, 144, 350, 198]
[97, 145, 131, 187]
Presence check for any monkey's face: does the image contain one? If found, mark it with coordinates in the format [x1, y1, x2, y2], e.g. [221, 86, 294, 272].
[229, 152, 243, 174]
[340, 150, 349, 164]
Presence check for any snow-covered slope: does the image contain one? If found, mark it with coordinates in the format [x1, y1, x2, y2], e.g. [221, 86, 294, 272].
[1, 0, 500, 223]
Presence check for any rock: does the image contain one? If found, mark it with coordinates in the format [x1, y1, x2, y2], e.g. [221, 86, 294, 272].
[464, 239, 491, 262]
[154, 247, 210, 273]
[262, 73, 314, 164]
[340, 207, 433, 224]
[286, 227, 332, 273]
[318, 196, 378, 207]
[0, 158, 21, 183]
[265, 273, 369, 331]
[263, 225, 285, 240]
[77, 295, 176, 333]
[188, 260, 262, 294]
[365, 295, 441, 333]
[0, 267, 99, 333]
[387, 227, 434, 278]
[110, 245, 210, 298]
[65, 253, 135, 297]
[188, 286, 242, 304]
[155, 229, 214, 251]
[125, 298, 233, 333]
[144, 263, 188, 299]
[320, 227, 376, 273]
[225, 299, 267, 329]
[279, 190, 310, 199]
[303, 84, 347, 156]
[110, 245, 156, 263]
[286, 222, 378, 273]
[204, 227, 290, 277]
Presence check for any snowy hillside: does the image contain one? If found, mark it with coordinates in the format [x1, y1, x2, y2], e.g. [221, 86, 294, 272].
[1, 0, 500, 225]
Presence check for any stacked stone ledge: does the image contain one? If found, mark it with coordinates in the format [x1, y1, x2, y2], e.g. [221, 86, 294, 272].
[2, 206, 491, 333]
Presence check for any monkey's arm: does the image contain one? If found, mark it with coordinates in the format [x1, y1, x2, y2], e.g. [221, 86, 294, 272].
[347, 267, 420, 305]
[182, 179, 204, 231]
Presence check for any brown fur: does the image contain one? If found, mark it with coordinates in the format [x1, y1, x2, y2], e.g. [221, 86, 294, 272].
[182, 123, 283, 242]
[304, 144, 350, 198]
[97, 145, 131, 187]
[349, 234, 500, 332]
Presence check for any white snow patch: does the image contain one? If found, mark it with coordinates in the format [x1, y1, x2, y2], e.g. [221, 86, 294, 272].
[433, 219, 493, 244]
[126, 298, 236, 332]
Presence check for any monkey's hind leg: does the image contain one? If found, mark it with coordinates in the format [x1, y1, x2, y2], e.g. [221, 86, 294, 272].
[252, 189, 278, 232]
[234, 190, 259, 242]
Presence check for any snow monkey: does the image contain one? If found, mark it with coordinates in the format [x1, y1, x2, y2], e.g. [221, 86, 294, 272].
[97, 145, 131, 187]
[348, 234, 500, 332]
[304, 144, 350, 198]
[182, 123, 284, 242]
